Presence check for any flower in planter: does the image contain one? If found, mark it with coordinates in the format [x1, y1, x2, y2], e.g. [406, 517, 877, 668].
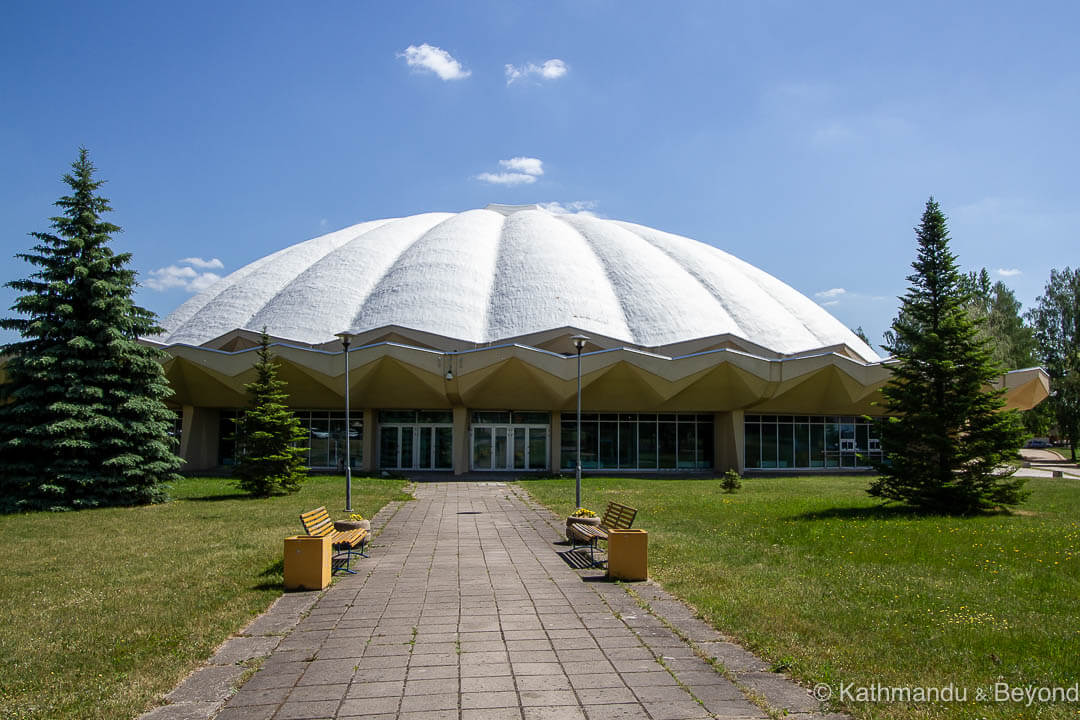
[349, 513, 366, 522]
[570, 507, 597, 518]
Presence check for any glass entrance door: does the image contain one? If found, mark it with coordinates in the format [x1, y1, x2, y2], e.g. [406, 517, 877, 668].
[379, 425, 452, 470]
[471, 425, 548, 470]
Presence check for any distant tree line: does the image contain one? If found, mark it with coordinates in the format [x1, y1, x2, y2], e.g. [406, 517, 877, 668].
[882, 258, 1078, 459]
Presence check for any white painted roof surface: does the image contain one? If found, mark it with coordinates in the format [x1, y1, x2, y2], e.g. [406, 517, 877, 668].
[155, 205, 879, 362]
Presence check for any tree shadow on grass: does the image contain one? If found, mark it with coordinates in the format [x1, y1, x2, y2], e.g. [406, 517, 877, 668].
[185, 493, 253, 502]
[784, 504, 940, 522]
[253, 558, 285, 591]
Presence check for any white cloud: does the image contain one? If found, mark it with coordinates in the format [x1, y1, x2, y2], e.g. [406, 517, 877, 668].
[997, 268, 1022, 277]
[821, 300, 840, 307]
[145, 258, 225, 293]
[540, 200, 598, 216]
[505, 59, 568, 84]
[815, 288, 847, 299]
[500, 157, 544, 176]
[179, 256, 223, 270]
[476, 157, 544, 185]
[398, 43, 471, 81]
[475, 172, 537, 186]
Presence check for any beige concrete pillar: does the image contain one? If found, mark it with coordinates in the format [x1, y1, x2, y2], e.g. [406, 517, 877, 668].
[180, 406, 220, 471]
[453, 406, 468, 475]
[714, 410, 745, 474]
[549, 412, 562, 472]
[362, 408, 375, 473]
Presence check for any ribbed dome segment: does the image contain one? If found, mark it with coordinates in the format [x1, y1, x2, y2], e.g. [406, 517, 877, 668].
[155, 205, 879, 361]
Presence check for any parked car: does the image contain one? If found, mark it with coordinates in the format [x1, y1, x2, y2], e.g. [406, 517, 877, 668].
[1025, 438, 1051, 449]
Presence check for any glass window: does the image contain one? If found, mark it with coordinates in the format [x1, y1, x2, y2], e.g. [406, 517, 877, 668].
[561, 421, 576, 469]
[677, 422, 696, 468]
[760, 422, 777, 468]
[824, 423, 840, 467]
[745, 422, 761, 469]
[658, 421, 677, 468]
[418, 410, 453, 424]
[347, 417, 363, 468]
[402, 427, 415, 467]
[598, 422, 618, 468]
[618, 421, 637, 468]
[638, 420, 657, 468]
[435, 427, 453, 469]
[697, 419, 714, 468]
[795, 423, 810, 468]
[513, 427, 527, 469]
[580, 422, 599, 469]
[494, 427, 509, 470]
[528, 427, 548, 470]
[778, 422, 795, 468]
[379, 410, 417, 423]
[473, 411, 510, 424]
[810, 424, 825, 467]
[379, 426, 398, 468]
[418, 427, 433, 469]
[310, 416, 330, 468]
[328, 417, 346, 469]
[473, 427, 491, 469]
[512, 411, 550, 424]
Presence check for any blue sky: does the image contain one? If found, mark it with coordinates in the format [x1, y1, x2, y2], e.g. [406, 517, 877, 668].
[2, 1, 1077, 351]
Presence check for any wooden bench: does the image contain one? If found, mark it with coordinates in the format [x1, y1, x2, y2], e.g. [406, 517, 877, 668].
[300, 506, 369, 574]
[570, 502, 637, 566]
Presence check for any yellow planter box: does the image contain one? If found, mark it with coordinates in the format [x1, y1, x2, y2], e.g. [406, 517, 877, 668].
[284, 535, 331, 591]
[608, 529, 648, 581]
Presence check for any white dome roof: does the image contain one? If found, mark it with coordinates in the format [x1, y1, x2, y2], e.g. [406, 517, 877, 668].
[156, 204, 879, 362]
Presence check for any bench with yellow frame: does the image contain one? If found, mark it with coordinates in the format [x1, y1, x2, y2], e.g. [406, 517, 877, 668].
[300, 506, 369, 574]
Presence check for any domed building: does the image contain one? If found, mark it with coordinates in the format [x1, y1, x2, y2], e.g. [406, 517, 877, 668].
[153, 204, 1047, 474]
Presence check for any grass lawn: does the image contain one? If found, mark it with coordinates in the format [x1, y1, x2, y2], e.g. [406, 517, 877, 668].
[0, 474, 409, 720]
[517, 475, 1080, 720]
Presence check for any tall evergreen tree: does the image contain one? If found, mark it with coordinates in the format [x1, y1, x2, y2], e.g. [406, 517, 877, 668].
[870, 198, 1027, 513]
[232, 329, 309, 497]
[1027, 267, 1080, 460]
[0, 149, 181, 511]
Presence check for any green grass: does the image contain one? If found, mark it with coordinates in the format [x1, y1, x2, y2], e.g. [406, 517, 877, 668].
[517, 475, 1080, 720]
[0, 475, 409, 720]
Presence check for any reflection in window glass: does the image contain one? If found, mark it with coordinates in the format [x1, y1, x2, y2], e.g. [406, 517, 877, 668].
[658, 422, 677, 468]
[638, 421, 657, 469]
[599, 422, 618, 468]
[436, 427, 453, 469]
[744, 415, 885, 470]
[473, 427, 491, 469]
[677, 422, 696, 468]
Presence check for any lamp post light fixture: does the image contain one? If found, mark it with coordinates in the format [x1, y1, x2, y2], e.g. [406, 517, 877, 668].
[571, 334, 589, 510]
[334, 332, 352, 513]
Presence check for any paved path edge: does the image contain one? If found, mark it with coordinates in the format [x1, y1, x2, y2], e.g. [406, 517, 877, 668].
[509, 484, 850, 720]
[137, 490, 415, 720]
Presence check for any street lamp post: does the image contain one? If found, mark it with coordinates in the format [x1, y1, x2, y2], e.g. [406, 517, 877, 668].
[571, 335, 589, 510]
[335, 332, 352, 513]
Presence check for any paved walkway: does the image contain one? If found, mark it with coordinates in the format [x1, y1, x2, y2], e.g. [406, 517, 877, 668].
[1016, 448, 1080, 479]
[177, 482, 833, 720]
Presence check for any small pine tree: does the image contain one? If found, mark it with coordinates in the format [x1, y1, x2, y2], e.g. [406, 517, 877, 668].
[232, 329, 309, 497]
[0, 148, 181, 511]
[870, 198, 1028, 513]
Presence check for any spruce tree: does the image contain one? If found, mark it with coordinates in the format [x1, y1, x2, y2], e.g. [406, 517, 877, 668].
[870, 198, 1027, 513]
[232, 329, 309, 497]
[0, 148, 181, 512]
